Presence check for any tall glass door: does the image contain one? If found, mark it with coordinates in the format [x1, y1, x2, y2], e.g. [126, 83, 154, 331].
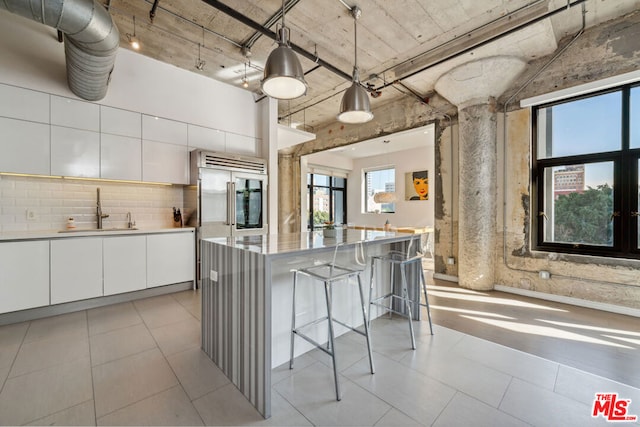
[235, 176, 264, 230]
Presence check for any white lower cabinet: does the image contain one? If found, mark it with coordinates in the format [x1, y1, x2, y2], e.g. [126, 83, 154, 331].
[0, 241, 49, 314]
[51, 238, 103, 304]
[103, 235, 146, 296]
[146, 232, 195, 288]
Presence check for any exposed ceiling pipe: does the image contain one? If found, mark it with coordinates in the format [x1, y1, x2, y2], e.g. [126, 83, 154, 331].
[200, 0, 352, 82]
[149, 0, 159, 22]
[0, 0, 120, 101]
[278, 0, 589, 119]
[369, 0, 589, 94]
[241, 0, 301, 52]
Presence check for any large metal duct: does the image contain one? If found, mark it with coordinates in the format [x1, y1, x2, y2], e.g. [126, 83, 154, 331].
[0, 0, 119, 101]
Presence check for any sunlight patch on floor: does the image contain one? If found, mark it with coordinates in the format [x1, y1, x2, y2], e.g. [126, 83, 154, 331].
[602, 335, 640, 346]
[461, 315, 633, 349]
[428, 290, 568, 312]
[430, 305, 515, 319]
[426, 285, 489, 296]
[537, 319, 640, 337]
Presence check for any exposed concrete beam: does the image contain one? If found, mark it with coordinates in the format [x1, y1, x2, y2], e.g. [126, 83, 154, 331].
[284, 93, 456, 157]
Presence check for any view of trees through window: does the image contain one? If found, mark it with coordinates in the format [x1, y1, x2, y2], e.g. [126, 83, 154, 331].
[534, 83, 640, 257]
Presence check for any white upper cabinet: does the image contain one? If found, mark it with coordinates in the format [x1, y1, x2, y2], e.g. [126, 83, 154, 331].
[142, 115, 188, 146]
[142, 140, 188, 184]
[0, 117, 50, 175]
[187, 124, 226, 152]
[226, 132, 260, 157]
[101, 134, 142, 181]
[101, 106, 142, 138]
[51, 126, 100, 177]
[51, 95, 100, 131]
[0, 84, 49, 123]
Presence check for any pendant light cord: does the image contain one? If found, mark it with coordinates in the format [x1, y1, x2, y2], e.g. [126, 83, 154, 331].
[281, 0, 286, 34]
[352, 7, 359, 82]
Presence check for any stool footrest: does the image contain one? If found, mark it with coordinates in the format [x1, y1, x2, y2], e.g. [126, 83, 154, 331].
[295, 316, 329, 332]
[332, 318, 368, 338]
[292, 330, 333, 357]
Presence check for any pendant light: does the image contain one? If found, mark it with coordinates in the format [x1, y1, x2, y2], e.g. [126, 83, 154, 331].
[338, 6, 373, 124]
[261, 0, 308, 100]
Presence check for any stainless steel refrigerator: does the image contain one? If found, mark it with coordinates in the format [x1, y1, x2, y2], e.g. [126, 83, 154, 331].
[185, 150, 268, 283]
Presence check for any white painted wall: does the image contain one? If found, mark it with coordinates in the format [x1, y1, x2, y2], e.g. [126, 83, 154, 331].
[348, 147, 435, 229]
[304, 143, 435, 230]
[0, 10, 259, 139]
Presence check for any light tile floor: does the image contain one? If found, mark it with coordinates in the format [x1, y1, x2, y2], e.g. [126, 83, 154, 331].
[0, 288, 638, 426]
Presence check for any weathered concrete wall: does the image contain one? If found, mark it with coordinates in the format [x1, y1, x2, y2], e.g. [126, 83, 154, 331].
[494, 10, 640, 309]
[278, 153, 300, 234]
[496, 108, 640, 309]
[433, 120, 459, 277]
[502, 10, 640, 108]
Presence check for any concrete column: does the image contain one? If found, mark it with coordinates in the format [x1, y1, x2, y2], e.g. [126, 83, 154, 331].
[457, 101, 498, 290]
[278, 153, 300, 233]
[436, 56, 526, 290]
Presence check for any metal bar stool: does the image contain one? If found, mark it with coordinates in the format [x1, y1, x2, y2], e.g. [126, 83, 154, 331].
[368, 234, 433, 349]
[290, 241, 375, 401]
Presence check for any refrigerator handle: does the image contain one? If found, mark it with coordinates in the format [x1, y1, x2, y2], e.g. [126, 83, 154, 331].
[226, 181, 233, 226]
[229, 181, 236, 227]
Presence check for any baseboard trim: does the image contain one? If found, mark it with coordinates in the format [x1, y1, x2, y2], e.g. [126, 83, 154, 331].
[433, 273, 459, 283]
[495, 285, 640, 318]
[0, 281, 194, 326]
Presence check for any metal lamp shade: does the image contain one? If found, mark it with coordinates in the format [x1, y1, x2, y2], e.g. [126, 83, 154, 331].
[337, 81, 374, 124]
[261, 44, 308, 100]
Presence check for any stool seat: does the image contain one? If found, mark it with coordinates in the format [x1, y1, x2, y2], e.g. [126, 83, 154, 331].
[369, 235, 433, 350]
[290, 241, 375, 401]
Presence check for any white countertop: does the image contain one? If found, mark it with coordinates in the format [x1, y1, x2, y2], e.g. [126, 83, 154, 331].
[203, 229, 422, 257]
[0, 227, 195, 242]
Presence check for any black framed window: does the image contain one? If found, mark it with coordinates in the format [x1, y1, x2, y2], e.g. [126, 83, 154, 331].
[307, 173, 347, 230]
[533, 83, 640, 258]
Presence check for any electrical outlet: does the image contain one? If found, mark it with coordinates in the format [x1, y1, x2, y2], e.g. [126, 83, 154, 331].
[26, 209, 37, 221]
[539, 270, 551, 280]
[447, 257, 455, 265]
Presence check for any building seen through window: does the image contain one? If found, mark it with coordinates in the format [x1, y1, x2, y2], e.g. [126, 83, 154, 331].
[533, 83, 639, 257]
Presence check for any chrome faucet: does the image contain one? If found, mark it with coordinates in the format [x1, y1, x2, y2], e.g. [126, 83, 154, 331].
[96, 188, 109, 229]
[126, 211, 136, 229]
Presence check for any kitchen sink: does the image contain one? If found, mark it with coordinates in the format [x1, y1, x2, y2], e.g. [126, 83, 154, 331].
[58, 227, 138, 233]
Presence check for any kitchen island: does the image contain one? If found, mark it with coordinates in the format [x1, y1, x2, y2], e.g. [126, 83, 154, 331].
[201, 229, 424, 418]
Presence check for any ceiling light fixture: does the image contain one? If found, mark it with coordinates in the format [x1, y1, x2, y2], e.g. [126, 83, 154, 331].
[242, 62, 249, 88]
[261, 0, 308, 99]
[337, 6, 373, 124]
[373, 192, 397, 204]
[127, 15, 140, 50]
[195, 28, 206, 71]
[195, 44, 206, 71]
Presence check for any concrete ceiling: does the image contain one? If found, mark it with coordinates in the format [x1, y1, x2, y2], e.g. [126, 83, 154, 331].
[102, 0, 638, 132]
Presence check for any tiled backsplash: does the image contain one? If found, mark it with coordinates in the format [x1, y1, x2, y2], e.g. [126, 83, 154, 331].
[0, 175, 184, 232]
